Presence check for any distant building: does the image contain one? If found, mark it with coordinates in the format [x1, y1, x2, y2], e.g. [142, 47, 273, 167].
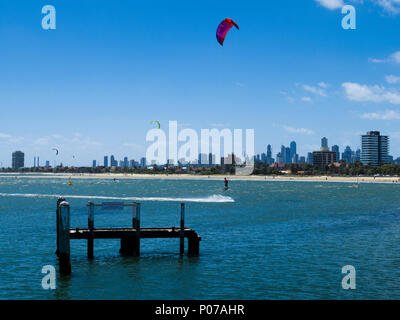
[290, 141, 297, 163]
[110, 155, 117, 167]
[92, 160, 97, 168]
[45, 160, 50, 168]
[355, 149, 361, 162]
[276, 152, 283, 164]
[221, 154, 236, 172]
[198, 153, 208, 166]
[208, 153, 216, 167]
[342, 146, 352, 164]
[104, 156, 108, 168]
[332, 145, 340, 162]
[312, 150, 336, 167]
[266, 145, 274, 165]
[285, 147, 290, 164]
[140, 157, 146, 168]
[321, 137, 328, 150]
[361, 131, 389, 166]
[307, 152, 313, 165]
[12, 151, 24, 170]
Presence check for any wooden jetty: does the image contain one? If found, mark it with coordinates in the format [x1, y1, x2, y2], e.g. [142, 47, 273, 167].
[55, 198, 201, 275]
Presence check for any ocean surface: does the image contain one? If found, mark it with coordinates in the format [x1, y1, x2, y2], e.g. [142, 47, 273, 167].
[0, 176, 400, 299]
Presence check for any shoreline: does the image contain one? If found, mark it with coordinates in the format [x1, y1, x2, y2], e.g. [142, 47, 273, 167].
[0, 172, 399, 184]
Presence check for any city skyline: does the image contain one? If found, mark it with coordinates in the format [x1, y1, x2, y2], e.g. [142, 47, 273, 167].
[2, 1, 400, 166]
[4, 131, 397, 169]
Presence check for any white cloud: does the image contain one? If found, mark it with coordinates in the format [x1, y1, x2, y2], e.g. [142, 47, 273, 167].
[361, 110, 400, 120]
[318, 82, 328, 88]
[342, 82, 400, 105]
[282, 125, 315, 135]
[370, 51, 400, 64]
[315, 0, 344, 10]
[391, 51, 400, 63]
[302, 84, 327, 97]
[0, 133, 23, 144]
[0, 133, 12, 139]
[385, 75, 400, 84]
[376, 0, 400, 14]
[301, 97, 313, 102]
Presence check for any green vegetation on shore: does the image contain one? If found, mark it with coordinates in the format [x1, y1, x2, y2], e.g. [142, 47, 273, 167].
[1, 161, 400, 176]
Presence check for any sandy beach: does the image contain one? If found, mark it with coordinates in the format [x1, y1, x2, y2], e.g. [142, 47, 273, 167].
[0, 172, 399, 183]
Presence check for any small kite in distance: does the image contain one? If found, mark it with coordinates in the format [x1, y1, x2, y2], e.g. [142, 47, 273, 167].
[150, 120, 161, 129]
[52, 148, 59, 156]
[216, 18, 239, 46]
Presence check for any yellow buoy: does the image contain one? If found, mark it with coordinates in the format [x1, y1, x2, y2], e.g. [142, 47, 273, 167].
[68, 177, 72, 186]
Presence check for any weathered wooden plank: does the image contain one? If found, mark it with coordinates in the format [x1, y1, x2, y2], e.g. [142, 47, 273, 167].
[58, 201, 71, 275]
[70, 228, 198, 239]
[87, 202, 94, 259]
[180, 203, 185, 256]
[55, 197, 66, 257]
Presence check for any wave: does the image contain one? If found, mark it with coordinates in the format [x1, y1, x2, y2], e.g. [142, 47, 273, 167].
[0, 193, 234, 203]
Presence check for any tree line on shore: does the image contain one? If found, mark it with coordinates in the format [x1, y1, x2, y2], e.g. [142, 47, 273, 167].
[1, 161, 400, 176]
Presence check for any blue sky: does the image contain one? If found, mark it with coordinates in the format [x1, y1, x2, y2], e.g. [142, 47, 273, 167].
[1, 0, 400, 166]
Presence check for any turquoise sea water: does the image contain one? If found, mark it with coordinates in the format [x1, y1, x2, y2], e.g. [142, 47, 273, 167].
[0, 176, 400, 299]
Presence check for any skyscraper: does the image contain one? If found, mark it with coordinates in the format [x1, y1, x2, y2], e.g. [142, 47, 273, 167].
[104, 156, 108, 168]
[92, 160, 97, 168]
[332, 145, 340, 162]
[321, 137, 328, 149]
[285, 147, 290, 164]
[266, 145, 274, 165]
[290, 141, 297, 163]
[361, 131, 389, 166]
[110, 155, 117, 167]
[342, 146, 352, 164]
[12, 151, 24, 170]
[307, 152, 313, 165]
[140, 157, 147, 168]
[208, 153, 216, 167]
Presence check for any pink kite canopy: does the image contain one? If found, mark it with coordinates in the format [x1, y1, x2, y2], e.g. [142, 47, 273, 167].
[216, 18, 239, 46]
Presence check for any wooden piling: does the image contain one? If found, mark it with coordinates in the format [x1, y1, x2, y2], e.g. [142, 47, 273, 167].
[180, 203, 185, 256]
[188, 235, 200, 257]
[134, 202, 141, 256]
[55, 197, 66, 257]
[58, 201, 71, 275]
[87, 202, 94, 259]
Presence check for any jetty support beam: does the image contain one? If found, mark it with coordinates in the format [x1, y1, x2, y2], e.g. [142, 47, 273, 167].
[55, 197, 66, 257]
[180, 203, 185, 256]
[58, 201, 71, 275]
[87, 202, 94, 259]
